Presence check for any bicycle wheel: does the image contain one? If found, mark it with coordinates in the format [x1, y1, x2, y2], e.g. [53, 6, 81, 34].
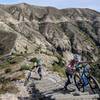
[89, 76, 100, 94]
[74, 74, 84, 92]
[24, 71, 31, 86]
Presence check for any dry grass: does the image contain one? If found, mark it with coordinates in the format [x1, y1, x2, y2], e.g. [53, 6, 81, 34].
[0, 83, 19, 94]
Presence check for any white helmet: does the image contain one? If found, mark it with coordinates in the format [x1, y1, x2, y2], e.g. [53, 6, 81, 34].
[74, 54, 78, 60]
[74, 54, 81, 62]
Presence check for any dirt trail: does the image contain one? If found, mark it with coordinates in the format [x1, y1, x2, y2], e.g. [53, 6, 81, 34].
[0, 68, 99, 100]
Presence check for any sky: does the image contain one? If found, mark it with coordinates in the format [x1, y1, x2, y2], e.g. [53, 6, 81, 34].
[0, 0, 100, 12]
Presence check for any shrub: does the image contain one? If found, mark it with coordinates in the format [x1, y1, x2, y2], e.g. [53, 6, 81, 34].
[35, 45, 42, 53]
[0, 76, 11, 84]
[20, 64, 30, 71]
[29, 57, 37, 63]
[5, 68, 12, 73]
[8, 59, 17, 64]
[0, 77, 6, 84]
[8, 22, 16, 30]
[52, 56, 65, 68]
[7, 57, 17, 64]
[0, 62, 10, 69]
[52, 63, 66, 77]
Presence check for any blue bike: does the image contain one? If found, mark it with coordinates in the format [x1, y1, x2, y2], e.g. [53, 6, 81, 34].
[74, 64, 100, 94]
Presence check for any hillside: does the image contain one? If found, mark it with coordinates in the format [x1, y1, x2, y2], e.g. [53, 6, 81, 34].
[0, 3, 99, 61]
[0, 3, 100, 100]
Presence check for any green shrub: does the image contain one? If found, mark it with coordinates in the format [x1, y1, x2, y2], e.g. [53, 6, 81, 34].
[29, 57, 37, 63]
[20, 64, 30, 71]
[7, 57, 17, 64]
[8, 59, 17, 64]
[52, 57, 65, 67]
[0, 62, 10, 69]
[0, 76, 10, 84]
[52, 56, 66, 77]
[52, 63, 66, 77]
[0, 77, 6, 84]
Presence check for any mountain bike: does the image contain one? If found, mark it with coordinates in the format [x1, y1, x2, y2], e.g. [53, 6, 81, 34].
[74, 64, 100, 94]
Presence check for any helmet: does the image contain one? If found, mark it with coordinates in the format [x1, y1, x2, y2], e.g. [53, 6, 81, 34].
[74, 54, 79, 61]
[74, 54, 81, 62]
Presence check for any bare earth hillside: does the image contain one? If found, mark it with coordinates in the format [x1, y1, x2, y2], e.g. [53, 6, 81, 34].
[0, 3, 100, 100]
[0, 3, 99, 61]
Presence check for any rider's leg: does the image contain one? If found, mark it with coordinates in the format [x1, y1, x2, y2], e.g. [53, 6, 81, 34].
[37, 67, 42, 80]
[39, 73, 42, 80]
[64, 72, 72, 89]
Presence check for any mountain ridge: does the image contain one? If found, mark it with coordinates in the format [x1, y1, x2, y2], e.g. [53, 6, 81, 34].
[0, 3, 100, 62]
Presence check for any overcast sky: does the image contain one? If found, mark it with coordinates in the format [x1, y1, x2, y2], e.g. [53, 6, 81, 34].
[0, 0, 100, 12]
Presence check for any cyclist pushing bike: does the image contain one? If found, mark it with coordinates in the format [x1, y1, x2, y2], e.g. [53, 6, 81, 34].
[64, 50, 92, 91]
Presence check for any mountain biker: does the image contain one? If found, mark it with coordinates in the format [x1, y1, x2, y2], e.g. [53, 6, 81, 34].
[64, 52, 92, 91]
[64, 54, 80, 90]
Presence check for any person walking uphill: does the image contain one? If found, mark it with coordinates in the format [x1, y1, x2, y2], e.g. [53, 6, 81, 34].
[64, 50, 92, 91]
[36, 58, 43, 80]
[64, 54, 80, 91]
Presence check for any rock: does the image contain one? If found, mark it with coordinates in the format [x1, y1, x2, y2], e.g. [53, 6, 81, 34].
[0, 93, 18, 100]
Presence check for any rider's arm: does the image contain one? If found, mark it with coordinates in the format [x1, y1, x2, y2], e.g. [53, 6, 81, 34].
[78, 61, 93, 64]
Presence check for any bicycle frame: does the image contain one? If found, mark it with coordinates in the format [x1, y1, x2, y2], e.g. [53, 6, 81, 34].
[75, 64, 100, 93]
[78, 65, 90, 87]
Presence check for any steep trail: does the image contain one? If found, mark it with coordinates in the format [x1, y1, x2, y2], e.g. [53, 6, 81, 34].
[25, 68, 100, 100]
[0, 67, 99, 100]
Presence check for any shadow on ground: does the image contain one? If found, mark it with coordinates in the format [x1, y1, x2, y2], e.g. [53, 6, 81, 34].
[18, 81, 55, 100]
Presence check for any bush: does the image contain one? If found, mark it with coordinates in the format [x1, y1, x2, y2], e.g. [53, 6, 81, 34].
[52, 63, 66, 77]
[5, 68, 12, 73]
[29, 57, 37, 63]
[0, 76, 10, 84]
[7, 57, 17, 64]
[20, 64, 30, 71]
[52, 56, 66, 77]
[8, 59, 17, 64]
[52, 56, 65, 67]
[0, 62, 10, 69]
[0, 77, 6, 84]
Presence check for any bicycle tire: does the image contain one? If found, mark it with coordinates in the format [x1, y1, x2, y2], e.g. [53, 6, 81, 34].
[89, 75, 100, 94]
[74, 74, 84, 92]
